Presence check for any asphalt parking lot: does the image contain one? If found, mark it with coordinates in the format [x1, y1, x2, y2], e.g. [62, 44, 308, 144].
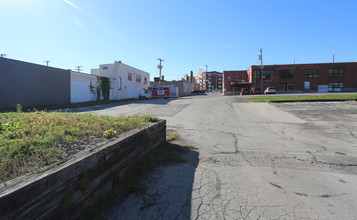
[274, 101, 357, 148]
[97, 95, 357, 219]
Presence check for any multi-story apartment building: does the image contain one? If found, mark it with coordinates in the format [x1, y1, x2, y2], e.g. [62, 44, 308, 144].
[203, 71, 223, 92]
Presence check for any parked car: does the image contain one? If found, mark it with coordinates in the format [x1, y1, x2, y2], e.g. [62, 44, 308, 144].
[240, 88, 250, 95]
[252, 88, 262, 94]
[191, 90, 201, 94]
[264, 87, 276, 94]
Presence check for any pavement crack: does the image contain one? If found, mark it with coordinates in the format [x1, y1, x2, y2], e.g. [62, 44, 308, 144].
[271, 159, 278, 175]
[306, 151, 317, 163]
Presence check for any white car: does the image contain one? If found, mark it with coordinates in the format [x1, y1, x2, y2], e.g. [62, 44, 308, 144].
[264, 87, 276, 94]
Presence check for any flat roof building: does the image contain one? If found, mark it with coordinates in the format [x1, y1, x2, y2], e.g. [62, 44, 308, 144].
[223, 62, 357, 95]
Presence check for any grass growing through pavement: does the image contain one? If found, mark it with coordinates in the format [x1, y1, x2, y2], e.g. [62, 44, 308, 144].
[0, 112, 158, 183]
[248, 94, 357, 102]
[166, 133, 179, 142]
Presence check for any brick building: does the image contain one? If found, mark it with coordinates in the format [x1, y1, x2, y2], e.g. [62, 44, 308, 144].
[203, 71, 223, 92]
[223, 62, 357, 95]
[223, 70, 250, 95]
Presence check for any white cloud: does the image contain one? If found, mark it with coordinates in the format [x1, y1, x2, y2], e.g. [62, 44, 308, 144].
[63, 0, 87, 14]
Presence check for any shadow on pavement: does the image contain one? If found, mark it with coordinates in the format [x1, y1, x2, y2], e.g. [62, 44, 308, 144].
[103, 142, 199, 220]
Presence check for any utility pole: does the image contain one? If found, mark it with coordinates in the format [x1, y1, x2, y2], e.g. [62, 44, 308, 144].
[75, 66, 82, 72]
[258, 48, 264, 90]
[157, 58, 164, 83]
[44, 61, 50, 66]
[333, 55, 335, 63]
[0, 54, 6, 58]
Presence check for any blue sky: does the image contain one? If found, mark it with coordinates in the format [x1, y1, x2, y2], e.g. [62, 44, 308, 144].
[1, 0, 357, 81]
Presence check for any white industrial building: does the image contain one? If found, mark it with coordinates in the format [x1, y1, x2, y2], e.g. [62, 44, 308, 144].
[70, 61, 150, 103]
[70, 71, 98, 103]
[91, 61, 150, 100]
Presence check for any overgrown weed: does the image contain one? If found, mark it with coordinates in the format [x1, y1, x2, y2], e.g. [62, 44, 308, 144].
[0, 112, 158, 183]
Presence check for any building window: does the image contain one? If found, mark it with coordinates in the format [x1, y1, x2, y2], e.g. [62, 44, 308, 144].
[279, 69, 294, 79]
[144, 77, 147, 84]
[287, 83, 294, 90]
[128, 73, 132, 81]
[328, 82, 344, 88]
[136, 75, 141, 83]
[118, 77, 122, 90]
[328, 68, 344, 78]
[218, 81, 222, 84]
[257, 70, 272, 80]
[208, 74, 211, 76]
[304, 69, 318, 78]
[102, 66, 108, 70]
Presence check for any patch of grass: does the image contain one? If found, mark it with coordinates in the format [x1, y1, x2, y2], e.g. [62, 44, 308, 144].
[0, 112, 158, 183]
[248, 94, 357, 102]
[166, 133, 179, 142]
[182, 144, 198, 150]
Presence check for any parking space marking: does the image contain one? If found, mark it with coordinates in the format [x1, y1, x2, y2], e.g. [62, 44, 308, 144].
[250, 102, 262, 110]
[237, 103, 245, 110]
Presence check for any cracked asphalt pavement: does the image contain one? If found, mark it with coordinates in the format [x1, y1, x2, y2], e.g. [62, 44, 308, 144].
[84, 94, 357, 219]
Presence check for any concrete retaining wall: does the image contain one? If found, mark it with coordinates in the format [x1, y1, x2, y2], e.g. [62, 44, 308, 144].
[0, 120, 166, 219]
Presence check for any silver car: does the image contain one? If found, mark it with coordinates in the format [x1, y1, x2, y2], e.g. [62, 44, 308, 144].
[264, 87, 276, 94]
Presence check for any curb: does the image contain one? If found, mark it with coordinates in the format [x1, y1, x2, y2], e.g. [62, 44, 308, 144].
[269, 99, 357, 103]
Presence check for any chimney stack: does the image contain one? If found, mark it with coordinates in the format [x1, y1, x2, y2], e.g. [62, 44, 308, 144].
[190, 71, 193, 82]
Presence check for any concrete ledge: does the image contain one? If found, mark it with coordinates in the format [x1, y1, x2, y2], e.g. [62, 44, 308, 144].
[0, 120, 166, 219]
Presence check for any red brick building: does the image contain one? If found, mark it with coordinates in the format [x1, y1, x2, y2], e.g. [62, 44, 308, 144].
[223, 71, 249, 95]
[223, 62, 357, 95]
[203, 71, 223, 92]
